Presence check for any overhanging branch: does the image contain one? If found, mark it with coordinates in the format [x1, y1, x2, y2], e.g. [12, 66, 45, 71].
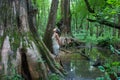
[84, 0, 120, 29]
[87, 18, 120, 29]
[84, 0, 95, 13]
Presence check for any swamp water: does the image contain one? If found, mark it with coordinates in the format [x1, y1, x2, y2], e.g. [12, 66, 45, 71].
[60, 47, 118, 80]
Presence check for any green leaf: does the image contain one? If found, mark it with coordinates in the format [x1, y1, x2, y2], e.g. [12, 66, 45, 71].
[98, 66, 105, 72]
[110, 45, 115, 53]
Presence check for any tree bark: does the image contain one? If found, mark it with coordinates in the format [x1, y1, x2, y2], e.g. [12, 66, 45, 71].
[43, 0, 59, 53]
[0, 0, 65, 80]
[20, 48, 32, 80]
[60, 0, 71, 35]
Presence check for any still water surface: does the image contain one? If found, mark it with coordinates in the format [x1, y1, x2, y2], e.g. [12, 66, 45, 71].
[60, 47, 112, 80]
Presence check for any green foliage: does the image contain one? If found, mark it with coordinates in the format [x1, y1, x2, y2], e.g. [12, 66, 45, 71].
[111, 61, 120, 66]
[48, 73, 61, 80]
[97, 37, 120, 48]
[9, 30, 21, 52]
[37, 57, 44, 63]
[97, 38, 111, 48]
[97, 0, 120, 19]
[107, 0, 120, 7]
[71, 0, 88, 18]
[96, 77, 104, 80]
[97, 61, 120, 80]
[3, 65, 24, 80]
[55, 62, 61, 68]
[32, 0, 51, 36]
[98, 66, 105, 72]
[110, 45, 115, 53]
[109, 44, 120, 55]
[73, 30, 87, 40]
[85, 34, 97, 43]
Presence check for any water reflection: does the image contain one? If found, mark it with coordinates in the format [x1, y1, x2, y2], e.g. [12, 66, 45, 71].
[60, 50, 104, 80]
[60, 44, 120, 80]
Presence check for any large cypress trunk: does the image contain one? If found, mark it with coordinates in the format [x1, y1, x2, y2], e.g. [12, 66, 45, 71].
[0, 0, 65, 80]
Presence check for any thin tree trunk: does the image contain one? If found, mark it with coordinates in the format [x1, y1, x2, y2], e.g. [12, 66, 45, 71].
[43, 0, 59, 53]
[60, 0, 71, 35]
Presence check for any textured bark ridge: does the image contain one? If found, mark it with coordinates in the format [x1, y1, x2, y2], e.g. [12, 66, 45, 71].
[0, 0, 65, 79]
[1, 36, 11, 74]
